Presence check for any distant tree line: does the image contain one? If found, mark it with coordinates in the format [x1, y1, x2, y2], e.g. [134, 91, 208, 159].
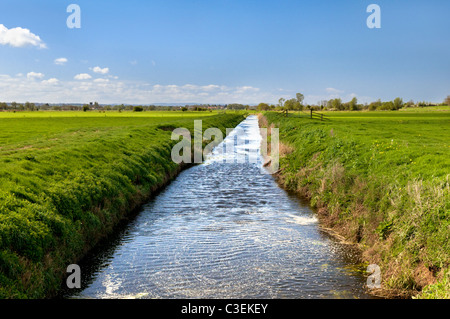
[0, 102, 228, 112]
[0, 101, 39, 111]
[0, 95, 448, 112]
[257, 93, 449, 112]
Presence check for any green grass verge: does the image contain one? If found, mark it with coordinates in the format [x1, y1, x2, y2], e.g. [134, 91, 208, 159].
[261, 110, 450, 298]
[0, 111, 245, 298]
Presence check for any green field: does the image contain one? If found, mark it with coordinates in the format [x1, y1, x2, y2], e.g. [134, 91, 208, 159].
[1, 108, 449, 298]
[0, 110, 220, 148]
[0, 110, 245, 298]
[262, 109, 450, 298]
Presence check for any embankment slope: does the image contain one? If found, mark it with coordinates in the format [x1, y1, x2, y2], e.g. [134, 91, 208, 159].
[0, 112, 245, 298]
[260, 111, 449, 298]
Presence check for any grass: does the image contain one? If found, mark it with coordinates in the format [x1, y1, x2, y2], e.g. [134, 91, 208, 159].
[261, 109, 450, 298]
[0, 110, 246, 298]
[0, 110, 219, 146]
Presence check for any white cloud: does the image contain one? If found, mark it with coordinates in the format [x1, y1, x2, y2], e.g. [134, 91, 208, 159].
[0, 74, 279, 105]
[325, 87, 344, 94]
[141, 84, 267, 104]
[91, 66, 109, 74]
[42, 78, 59, 85]
[74, 73, 92, 80]
[236, 86, 260, 93]
[93, 78, 109, 83]
[202, 84, 220, 91]
[0, 24, 46, 49]
[54, 58, 68, 65]
[27, 72, 45, 80]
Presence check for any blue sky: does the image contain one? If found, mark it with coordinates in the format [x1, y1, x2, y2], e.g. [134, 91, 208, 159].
[0, 0, 449, 104]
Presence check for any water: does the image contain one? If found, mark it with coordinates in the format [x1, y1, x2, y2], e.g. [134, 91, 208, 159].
[63, 115, 375, 299]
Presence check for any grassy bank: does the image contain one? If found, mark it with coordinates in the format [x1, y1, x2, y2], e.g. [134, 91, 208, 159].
[0, 111, 245, 298]
[260, 110, 450, 298]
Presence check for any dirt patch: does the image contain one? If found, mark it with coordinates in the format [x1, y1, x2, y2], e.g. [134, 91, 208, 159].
[157, 125, 176, 132]
[414, 263, 437, 290]
[13, 145, 33, 151]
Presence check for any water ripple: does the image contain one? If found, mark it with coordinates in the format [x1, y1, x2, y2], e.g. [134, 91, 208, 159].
[66, 116, 374, 299]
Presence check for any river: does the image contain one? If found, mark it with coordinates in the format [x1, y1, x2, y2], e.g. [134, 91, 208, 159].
[62, 115, 375, 299]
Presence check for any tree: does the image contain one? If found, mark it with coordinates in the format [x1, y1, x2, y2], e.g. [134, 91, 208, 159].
[444, 95, 450, 106]
[227, 103, 245, 110]
[278, 98, 285, 109]
[319, 100, 327, 110]
[378, 101, 394, 111]
[25, 101, 36, 111]
[82, 104, 90, 112]
[368, 99, 382, 111]
[257, 103, 270, 111]
[405, 100, 415, 108]
[284, 98, 302, 111]
[393, 97, 403, 110]
[348, 97, 358, 111]
[284, 99, 295, 110]
[133, 106, 144, 112]
[296, 93, 304, 105]
[328, 98, 343, 110]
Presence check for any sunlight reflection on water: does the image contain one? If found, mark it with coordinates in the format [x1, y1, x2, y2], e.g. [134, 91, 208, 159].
[65, 116, 374, 299]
